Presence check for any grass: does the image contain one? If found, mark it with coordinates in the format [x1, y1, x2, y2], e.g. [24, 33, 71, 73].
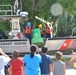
[52, 57, 71, 62]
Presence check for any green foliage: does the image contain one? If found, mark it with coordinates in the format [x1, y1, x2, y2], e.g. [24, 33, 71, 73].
[0, 21, 10, 34]
[0, 0, 76, 37]
[57, 0, 76, 14]
[0, 0, 14, 34]
[52, 57, 71, 62]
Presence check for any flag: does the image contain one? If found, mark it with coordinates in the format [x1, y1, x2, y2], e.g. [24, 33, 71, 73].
[14, 0, 18, 13]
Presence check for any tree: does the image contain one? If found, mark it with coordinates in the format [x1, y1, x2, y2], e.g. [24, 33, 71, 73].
[0, 0, 76, 37]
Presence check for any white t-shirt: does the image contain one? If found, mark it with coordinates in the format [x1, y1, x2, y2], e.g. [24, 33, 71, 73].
[0, 56, 10, 75]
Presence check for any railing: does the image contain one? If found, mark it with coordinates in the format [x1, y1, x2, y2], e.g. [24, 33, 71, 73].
[71, 27, 76, 36]
[0, 4, 13, 15]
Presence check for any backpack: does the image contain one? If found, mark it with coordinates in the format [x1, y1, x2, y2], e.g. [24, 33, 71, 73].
[25, 26, 31, 34]
[46, 27, 50, 34]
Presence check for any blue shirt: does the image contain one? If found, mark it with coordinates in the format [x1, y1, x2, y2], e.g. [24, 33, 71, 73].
[23, 54, 42, 75]
[40, 54, 52, 74]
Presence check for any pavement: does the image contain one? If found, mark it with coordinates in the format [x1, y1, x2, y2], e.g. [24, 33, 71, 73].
[23, 55, 76, 75]
[22, 62, 76, 75]
[8, 55, 76, 75]
[8, 61, 76, 75]
[66, 62, 76, 74]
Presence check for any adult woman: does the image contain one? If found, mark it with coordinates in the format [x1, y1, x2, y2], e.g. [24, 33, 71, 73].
[23, 45, 42, 75]
[10, 50, 24, 75]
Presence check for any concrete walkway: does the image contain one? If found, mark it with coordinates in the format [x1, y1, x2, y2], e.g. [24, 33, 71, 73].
[23, 62, 76, 75]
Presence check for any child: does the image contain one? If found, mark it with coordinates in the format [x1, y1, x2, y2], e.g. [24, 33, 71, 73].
[40, 47, 53, 75]
[52, 51, 66, 75]
[23, 45, 42, 75]
[10, 50, 24, 75]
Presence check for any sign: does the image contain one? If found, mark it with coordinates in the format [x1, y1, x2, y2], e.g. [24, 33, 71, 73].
[0, 41, 27, 46]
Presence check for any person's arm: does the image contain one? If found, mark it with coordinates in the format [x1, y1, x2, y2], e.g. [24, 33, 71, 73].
[20, 58, 24, 66]
[49, 63, 53, 75]
[50, 63, 54, 75]
[69, 57, 76, 66]
[23, 55, 27, 66]
[0, 48, 10, 66]
[63, 63, 66, 75]
[0, 48, 10, 58]
[23, 28, 25, 34]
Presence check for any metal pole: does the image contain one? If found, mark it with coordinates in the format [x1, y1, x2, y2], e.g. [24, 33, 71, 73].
[20, 0, 22, 11]
[50, 24, 53, 38]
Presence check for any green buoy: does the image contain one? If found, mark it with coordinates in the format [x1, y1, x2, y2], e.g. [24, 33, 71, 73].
[32, 28, 44, 47]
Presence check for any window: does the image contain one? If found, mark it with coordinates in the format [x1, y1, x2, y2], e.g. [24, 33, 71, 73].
[13, 22, 19, 30]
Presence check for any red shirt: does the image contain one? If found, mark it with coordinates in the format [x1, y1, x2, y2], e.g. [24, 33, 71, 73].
[46, 27, 50, 34]
[25, 26, 31, 34]
[10, 58, 24, 75]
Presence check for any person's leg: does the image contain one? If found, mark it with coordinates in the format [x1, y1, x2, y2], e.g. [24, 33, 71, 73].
[28, 34, 32, 44]
[46, 34, 48, 39]
[41, 34, 44, 38]
[46, 34, 50, 38]
[25, 34, 28, 38]
[48, 34, 50, 38]
[5, 68, 9, 75]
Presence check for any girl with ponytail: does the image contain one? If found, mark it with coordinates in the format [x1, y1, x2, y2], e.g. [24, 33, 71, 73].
[23, 45, 42, 75]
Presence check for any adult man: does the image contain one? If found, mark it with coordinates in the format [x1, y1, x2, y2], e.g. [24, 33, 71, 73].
[40, 47, 53, 75]
[0, 48, 10, 75]
[23, 21, 32, 44]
